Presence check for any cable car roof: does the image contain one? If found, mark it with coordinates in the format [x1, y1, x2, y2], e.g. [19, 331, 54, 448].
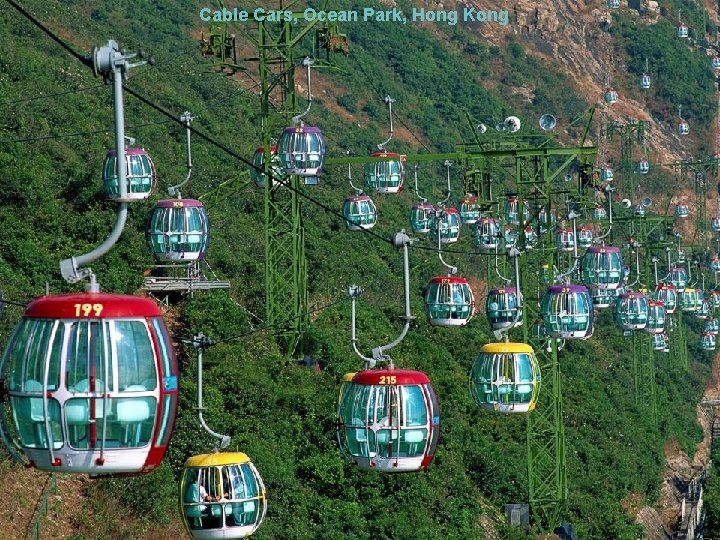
[480, 342, 534, 354]
[342, 372, 358, 382]
[154, 198, 204, 208]
[184, 452, 253, 467]
[352, 369, 430, 385]
[369, 150, 404, 159]
[585, 246, 620, 253]
[105, 147, 149, 157]
[254, 146, 277, 152]
[25, 293, 163, 318]
[546, 284, 588, 293]
[428, 275, 470, 285]
[344, 194, 373, 202]
[488, 287, 518, 294]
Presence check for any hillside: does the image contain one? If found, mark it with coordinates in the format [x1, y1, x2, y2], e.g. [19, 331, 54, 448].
[0, 1, 719, 539]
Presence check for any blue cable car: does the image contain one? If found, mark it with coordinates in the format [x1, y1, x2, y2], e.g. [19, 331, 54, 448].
[458, 195, 480, 225]
[613, 292, 649, 331]
[581, 246, 624, 290]
[250, 146, 283, 187]
[701, 332, 716, 351]
[102, 147, 156, 201]
[578, 226, 593, 248]
[675, 205, 689, 219]
[668, 267, 688, 291]
[472, 218, 501, 251]
[556, 228, 576, 252]
[429, 208, 462, 244]
[424, 276, 475, 327]
[469, 342, 541, 414]
[640, 73, 651, 90]
[540, 285, 593, 339]
[646, 300, 666, 334]
[342, 194, 378, 231]
[486, 287, 523, 330]
[410, 202, 434, 234]
[592, 206, 607, 221]
[652, 284, 677, 314]
[704, 318, 719, 335]
[364, 151, 405, 194]
[277, 125, 326, 178]
[711, 216, 720, 232]
[652, 333, 668, 351]
[505, 196, 529, 226]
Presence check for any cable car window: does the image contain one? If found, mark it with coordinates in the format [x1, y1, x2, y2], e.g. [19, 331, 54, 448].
[10, 395, 62, 449]
[402, 386, 427, 427]
[65, 321, 110, 393]
[115, 321, 155, 389]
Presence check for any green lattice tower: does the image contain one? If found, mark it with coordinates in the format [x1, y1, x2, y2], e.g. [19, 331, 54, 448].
[673, 308, 689, 370]
[605, 120, 646, 202]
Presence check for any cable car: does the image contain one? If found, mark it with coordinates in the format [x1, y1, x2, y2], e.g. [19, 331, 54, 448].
[458, 195, 480, 225]
[646, 300, 666, 334]
[607, 0, 620, 8]
[146, 199, 210, 262]
[578, 225, 593, 248]
[710, 257, 720, 272]
[180, 453, 266, 539]
[540, 285, 593, 339]
[424, 276, 475, 327]
[613, 291, 649, 331]
[523, 226, 538, 247]
[701, 332, 716, 351]
[342, 194, 377, 231]
[600, 167, 614, 182]
[486, 287, 523, 330]
[679, 287, 701, 312]
[713, 56, 720, 70]
[668, 267, 688, 291]
[677, 22, 689, 38]
[469, 342, 541, 414]
[581, 246, 624, 290]
[640, 73, 651, 90]
[636, 159, 650, 174]
[711, 216, 720, 232]
[364, 151, 405, 194]
[678, 119, 690, 135]
[652, 333, 668, 351]
[537, 206, 555, 232]
[277, 125, 326, 178]
[102, 147, 156, 201]
[711, 290, 720, 309]
[634, 204, 646, 217]
[697, 299, 710, 320]
[505, 196, 529, 226]
[705, 318, 719, 335]
[589, 286, 614, 309]
[250, 146, 283, 187]
[604, 88, 619, 104]
[0, 293, 178, 475]
[593, 206, 607, 221]
[504, 226, 518, 248]
[429, 208, 462, 244]
[652, 284, 677, 313]
[410, 202, 434, 234]
[675, 205, 689, 218]
[336, 369, 440, 472]
[677, 250, 687, 263]
[472, 218, 501, 251]
[555, 228, 575, 252]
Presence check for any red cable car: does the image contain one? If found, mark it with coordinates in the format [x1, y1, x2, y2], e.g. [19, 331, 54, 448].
[336, 369, 440, 472]
[0, 293, 178, 475]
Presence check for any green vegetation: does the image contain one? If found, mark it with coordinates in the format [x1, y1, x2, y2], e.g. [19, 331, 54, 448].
[0, 2, 716, 539]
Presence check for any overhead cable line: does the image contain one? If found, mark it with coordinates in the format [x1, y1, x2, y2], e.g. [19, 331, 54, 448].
[0, 119, 174, 144]
[0, 83, 106, 107]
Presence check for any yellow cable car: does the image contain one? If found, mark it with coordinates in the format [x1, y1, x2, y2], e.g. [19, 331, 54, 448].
[180, 452, 266, 539]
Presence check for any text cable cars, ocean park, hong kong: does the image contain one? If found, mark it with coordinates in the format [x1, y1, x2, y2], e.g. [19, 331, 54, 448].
[364, 96, 405, 194]
[180, 335, 266, 539]
[0, 41, 178, 475]
[337, 235, 441, 473]
[424, 219, 475, 326]
[146, 112, 210, 262]
[277, 57, 326, 180]
[341, 161, 378, 231]
[540, 284, 594, 339]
